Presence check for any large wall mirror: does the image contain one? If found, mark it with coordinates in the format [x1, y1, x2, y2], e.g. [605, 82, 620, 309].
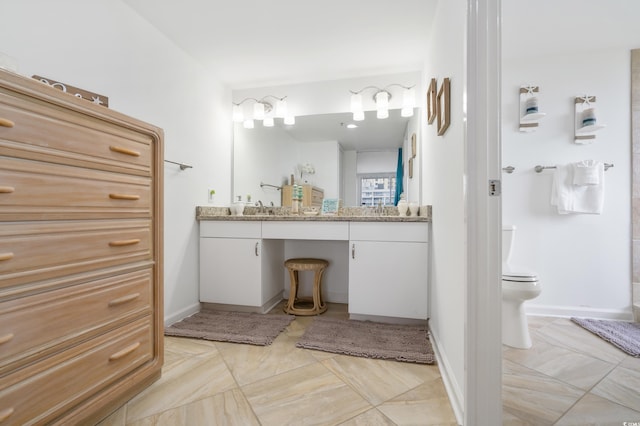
[232, 108, 420, 207]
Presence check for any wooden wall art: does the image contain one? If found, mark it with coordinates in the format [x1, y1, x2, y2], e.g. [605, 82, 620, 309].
[436, 78, 451, 136]
[427, 78, 437, 124]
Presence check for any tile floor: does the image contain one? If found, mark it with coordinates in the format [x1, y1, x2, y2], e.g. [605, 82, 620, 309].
[98, 306, 640, 426]
[503, 315, 640, 425]
[98, 302, 456, 426]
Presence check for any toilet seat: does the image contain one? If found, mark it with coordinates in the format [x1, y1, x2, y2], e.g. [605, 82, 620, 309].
[502, 270, 538, 283]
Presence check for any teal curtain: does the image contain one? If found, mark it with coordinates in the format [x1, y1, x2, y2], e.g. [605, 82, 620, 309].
[395, 147, 403, 205]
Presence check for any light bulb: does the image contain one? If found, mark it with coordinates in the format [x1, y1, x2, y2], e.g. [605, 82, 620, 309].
[401, 87, 415, 117]
[232, 104, 243, 122]
[263, 117, 274, 127]
[401, 107, 414, 117]
[350, 92, 363, 113]
[253, 102, 265, 120]
[275, 99, 287, 118]
[243, 119, 254, 129]
[375, 91, 389, 119]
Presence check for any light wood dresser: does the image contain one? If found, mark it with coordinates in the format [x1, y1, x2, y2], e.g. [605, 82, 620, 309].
[0, 69, 163, 425]
[281, 184, 324, 207]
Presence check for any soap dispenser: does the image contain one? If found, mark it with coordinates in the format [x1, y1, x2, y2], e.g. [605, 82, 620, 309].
[397, 193, 408, 217]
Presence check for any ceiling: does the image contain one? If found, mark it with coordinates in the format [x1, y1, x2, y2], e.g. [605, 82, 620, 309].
[121, 0, 438, 89]
[122, 0, 640, 89]
[122, 0, 640, 151]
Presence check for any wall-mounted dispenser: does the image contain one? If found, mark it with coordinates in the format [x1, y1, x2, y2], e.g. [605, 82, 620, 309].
[574, 95, 606, 143]
[519, 85, 546, 132]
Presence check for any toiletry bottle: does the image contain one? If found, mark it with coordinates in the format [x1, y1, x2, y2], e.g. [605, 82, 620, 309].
[292, 184, 299, 213]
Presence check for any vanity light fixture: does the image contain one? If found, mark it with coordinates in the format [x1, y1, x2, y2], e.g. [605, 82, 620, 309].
[349, 84, 416, 121]
[232, 95, 294, 128]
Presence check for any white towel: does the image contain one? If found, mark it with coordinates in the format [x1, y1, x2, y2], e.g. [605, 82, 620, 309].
[551, 163, 605, 214]
[573, 160, 601, 186]
[551, 164, 572, 214]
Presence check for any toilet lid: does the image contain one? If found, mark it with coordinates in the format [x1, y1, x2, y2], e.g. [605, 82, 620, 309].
[502, 271, 538, 282]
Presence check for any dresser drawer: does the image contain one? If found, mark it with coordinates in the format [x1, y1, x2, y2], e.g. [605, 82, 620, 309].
[0, 156, 151, 221]
[0, 93, 152, 176]
[0, 219, 152, 289]
[0, 268, 152, 373]
[0, 317, 154, 426]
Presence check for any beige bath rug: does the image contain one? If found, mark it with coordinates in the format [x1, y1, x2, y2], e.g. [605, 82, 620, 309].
[296, 317, 435, 364]
[165, 309, 295, 346]
[571, 317, 640, 357]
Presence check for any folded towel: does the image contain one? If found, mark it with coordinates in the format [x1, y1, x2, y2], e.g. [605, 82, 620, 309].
[551, 163, 605, 215]
[573, 160, 602, 186]
[551, 164, 572, 214]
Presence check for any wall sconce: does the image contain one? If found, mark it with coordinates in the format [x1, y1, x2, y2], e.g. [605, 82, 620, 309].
[519, 85, 546, 132]
[232, 95, 295, 128]
[574, 95, 605, 143]
[349, 84, 416, 121]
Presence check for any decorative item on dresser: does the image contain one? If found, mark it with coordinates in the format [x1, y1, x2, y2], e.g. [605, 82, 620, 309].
[0, 69, 163, 425]
[281, 184, 324, 208]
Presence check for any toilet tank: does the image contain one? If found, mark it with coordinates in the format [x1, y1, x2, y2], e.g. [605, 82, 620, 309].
[502, 225, 516, 265]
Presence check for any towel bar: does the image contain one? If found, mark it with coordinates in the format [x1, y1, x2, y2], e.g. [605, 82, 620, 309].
[534, 163, 613, 173]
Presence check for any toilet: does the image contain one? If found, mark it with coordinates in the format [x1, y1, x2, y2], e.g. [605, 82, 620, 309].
[502, 225, 541, 349]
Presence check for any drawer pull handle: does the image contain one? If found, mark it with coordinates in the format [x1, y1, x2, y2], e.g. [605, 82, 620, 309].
[0, 118, 14, 128]
[109, 193, 140, 200]
[0, 333, 14, 345]
[109, 145, 140, 157]
[109, 239, 141, 247]
[109, 342, 141, 361]
[108, 293, 140, 307]
[0, 253, 13, 261]
[0, 186, 14, 193]
[0, 408, 14, 422]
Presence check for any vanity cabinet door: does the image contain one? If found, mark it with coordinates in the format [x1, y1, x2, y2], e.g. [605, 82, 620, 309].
[199, 238, 262, 306]
[348, 240, 428, 319]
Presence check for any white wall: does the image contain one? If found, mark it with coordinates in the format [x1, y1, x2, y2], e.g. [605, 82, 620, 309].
[502, 48, 633, 319]
[233, 123, 297, 206]
[421, 0, 467, 418]
[297, 140, 341, 199]
[403, 113, 421, 203]
[0, 0, 232, 325]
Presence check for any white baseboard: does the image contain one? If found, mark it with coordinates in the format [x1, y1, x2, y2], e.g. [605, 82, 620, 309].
[526, 304, 634, 321]
[429, 329, 464, 426]
[164, 302, 201, 327]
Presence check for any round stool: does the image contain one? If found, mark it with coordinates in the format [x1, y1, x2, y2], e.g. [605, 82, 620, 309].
[283, 258, 329, 316]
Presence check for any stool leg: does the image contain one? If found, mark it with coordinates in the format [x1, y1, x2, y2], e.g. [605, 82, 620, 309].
[285, 268, 298, 314]
[312, 267, 327, 314]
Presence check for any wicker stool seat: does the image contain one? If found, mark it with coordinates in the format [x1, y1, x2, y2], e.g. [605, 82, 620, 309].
[283, 258, 329, 316]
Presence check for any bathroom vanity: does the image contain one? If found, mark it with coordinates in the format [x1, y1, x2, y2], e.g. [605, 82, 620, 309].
[197, 208, 430, 321]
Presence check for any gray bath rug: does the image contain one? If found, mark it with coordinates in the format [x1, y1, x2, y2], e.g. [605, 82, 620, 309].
[165, 310, 295, 346]
[296, 317, 435, 364]
[571, 317, 640, 357]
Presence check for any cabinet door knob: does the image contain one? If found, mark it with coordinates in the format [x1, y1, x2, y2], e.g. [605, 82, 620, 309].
[0, 408, 14, 422]
[108, 293, 140, 307]
[109, 342, 141, 361]
[0, 253, 14, 261]
[0, 333, 14, 345]
[109, 239, 141, 247]
[109, 193, 140, 200]
[352, 243, 355, 259]
[109, 145, 140, 157]
[255, 242, 259, 256]
[0, 118, 15, 128]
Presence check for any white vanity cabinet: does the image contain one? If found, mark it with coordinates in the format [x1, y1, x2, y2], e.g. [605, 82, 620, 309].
[199, 221, 283, 312]
[348, 222, 429, 320]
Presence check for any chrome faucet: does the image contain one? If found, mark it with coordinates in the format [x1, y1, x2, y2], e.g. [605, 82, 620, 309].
[256, 200, 265, 213]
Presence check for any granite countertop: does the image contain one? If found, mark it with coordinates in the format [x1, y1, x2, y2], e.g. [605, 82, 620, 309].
[196, 205, 432, 222]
